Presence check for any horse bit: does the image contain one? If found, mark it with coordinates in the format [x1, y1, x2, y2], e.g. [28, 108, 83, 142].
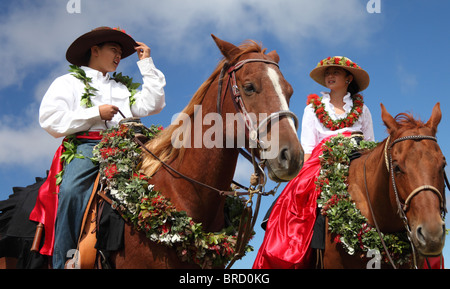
[365, 134, 448, 269]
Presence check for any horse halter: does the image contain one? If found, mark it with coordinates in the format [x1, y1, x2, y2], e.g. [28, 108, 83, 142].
[217, 58, 299, 150]
[385, 135, 446, 216]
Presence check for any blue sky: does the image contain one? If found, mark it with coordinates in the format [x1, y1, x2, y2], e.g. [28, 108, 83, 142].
[1, 0, 449, 269]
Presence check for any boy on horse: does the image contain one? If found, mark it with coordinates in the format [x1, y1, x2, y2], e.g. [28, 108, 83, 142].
[30, 26, 166, 269]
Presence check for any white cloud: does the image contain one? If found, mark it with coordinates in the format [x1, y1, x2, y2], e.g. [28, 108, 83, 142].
[0, 119, 61, 167]
[0, 0, 376, 169]
[0, 0, 373, 89]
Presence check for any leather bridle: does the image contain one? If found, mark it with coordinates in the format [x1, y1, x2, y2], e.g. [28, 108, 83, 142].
[364, 134, 448, 269]
[217, 58, 299, 150]
[385, 135, 446, 217]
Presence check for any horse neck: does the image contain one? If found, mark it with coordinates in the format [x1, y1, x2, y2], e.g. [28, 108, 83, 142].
[184, 75, 240, 187]
[160, 78, 240, 231]
[353, 140, 405, 231]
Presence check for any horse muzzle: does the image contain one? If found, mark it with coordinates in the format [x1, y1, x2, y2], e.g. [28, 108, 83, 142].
[264, 143, 304, 182]
[253, 110, 303, 182]
[411, 220, 446, 257]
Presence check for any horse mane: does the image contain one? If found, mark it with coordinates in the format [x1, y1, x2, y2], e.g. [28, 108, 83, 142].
[394, 112, 426, 131]
[141, 40, 266, 176]
[360, 112, 427, 158]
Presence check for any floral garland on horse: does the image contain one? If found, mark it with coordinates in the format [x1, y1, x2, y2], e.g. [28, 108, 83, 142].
[316, 135, 412, 266]
[91, 124, 253, 268]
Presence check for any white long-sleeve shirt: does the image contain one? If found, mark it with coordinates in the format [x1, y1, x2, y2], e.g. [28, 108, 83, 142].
[39, 57, 166, 138]
[300, 92, 375, 154]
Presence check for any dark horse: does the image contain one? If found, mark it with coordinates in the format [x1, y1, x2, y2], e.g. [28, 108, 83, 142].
[322, 103, 446, 268]
[0, 35, 303, 269]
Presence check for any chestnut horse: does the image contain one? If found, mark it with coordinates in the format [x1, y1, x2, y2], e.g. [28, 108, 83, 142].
[322, 103, 446, 269]
[109, 35, 303, 268]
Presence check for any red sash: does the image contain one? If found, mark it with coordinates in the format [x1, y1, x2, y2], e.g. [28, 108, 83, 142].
[29, 132, 102, 256]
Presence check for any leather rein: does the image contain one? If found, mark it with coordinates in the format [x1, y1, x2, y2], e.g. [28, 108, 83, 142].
[364, 134, 448, 269]
[131, 58, 299, 268]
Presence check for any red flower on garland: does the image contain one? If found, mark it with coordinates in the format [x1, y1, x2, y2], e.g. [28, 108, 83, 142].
[307, 94, 364, 131]
[334, 234, 342, 244]
[105, 164, 118, 179]
[133, 172, 150, 181]
[161, 223, 170, 234]
[100, 147, 119, 159]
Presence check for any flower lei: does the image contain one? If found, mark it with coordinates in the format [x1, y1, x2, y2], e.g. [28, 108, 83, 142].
[69, 65, 140, 108]
[91, 124, 254, 268]
[307, 93, 364, 131]
[316, 135, 412, 266]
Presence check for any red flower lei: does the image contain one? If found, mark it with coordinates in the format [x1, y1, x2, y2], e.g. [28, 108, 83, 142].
[307, 93, 364, 131]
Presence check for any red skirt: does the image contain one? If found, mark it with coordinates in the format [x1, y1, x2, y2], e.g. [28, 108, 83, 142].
[253, 133, 350, 269]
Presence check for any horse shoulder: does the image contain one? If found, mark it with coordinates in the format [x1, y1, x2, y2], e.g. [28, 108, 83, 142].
[347, 159, 371, 222]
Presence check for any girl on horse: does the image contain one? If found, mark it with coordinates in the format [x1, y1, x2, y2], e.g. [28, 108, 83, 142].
[253, 56, 374, 269]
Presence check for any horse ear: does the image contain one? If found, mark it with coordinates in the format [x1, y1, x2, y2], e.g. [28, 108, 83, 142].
[380, 103, 398, 134]
[425, 102, 441, 134]
[267, 50, 280, 63]
[211, 34, 241, 61]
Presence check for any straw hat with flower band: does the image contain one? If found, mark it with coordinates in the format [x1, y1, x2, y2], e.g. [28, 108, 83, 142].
[310, 56, 370, 92]
[66, 26, 138, 66]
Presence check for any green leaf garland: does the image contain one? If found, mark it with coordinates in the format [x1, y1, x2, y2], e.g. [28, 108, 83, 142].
[69, 65, 98, 108]
[69, 65, 140, 108]
[91, 124, 254, 268]
[55, 135, 85, 186]
[316, 135, 412, 266]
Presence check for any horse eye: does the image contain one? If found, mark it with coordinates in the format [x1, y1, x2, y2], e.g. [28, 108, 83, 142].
[392, 162, 402, 174]
[243, 83, 255, 95]
[393, 163, 402, 174]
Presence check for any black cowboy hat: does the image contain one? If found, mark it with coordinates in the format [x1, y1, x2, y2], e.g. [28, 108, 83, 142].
[66, 26, 137, 66]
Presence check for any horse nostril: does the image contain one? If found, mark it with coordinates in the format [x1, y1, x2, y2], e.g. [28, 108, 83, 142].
[416, 224, 446, 246]
[278, 147, 291, 169]
[416, 226, 426, 245]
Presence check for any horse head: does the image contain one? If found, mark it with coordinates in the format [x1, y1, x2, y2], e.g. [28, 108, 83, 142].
[212, 35, 304, 182]
[381, 103, 446, 257]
